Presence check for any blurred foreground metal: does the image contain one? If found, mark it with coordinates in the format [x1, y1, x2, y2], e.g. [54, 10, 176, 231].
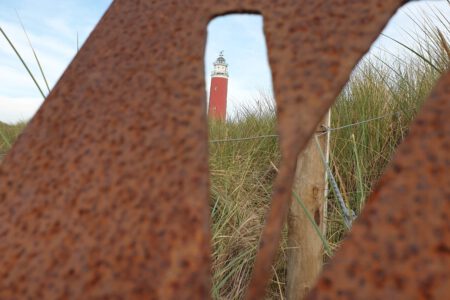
[0, 0, 448, 299]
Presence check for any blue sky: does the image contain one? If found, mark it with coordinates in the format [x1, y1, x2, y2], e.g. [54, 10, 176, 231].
[1, 0, 449, 123]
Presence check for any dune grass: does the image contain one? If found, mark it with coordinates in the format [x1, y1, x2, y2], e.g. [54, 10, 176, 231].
[0, 121, 26, 161]
[208, 12, 449, 299]
[209, 101, 283, 299]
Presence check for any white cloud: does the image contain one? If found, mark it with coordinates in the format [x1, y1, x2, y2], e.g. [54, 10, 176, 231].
[0, 95, 43, 124]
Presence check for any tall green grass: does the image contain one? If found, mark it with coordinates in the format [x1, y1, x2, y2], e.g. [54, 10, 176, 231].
[208, 11, 449, 300]
[0, 121, 26, 161]
[209, 99, 283, 299]
[326, 55, 447, 245]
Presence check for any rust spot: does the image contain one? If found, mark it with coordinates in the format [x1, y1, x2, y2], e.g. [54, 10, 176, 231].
[322, 277, 333, 289]
[435, 243, 450, 254]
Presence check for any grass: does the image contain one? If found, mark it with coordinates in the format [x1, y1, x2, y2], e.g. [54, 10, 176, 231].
[325, 55, 446, 245]
[209, 101, 283, 299]
[208, 9, 449, 299]
[0, 121, 26, 161]
[0, 3, 449, 300]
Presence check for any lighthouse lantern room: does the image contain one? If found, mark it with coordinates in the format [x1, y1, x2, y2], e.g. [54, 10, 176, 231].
[208, 51, 229, 121]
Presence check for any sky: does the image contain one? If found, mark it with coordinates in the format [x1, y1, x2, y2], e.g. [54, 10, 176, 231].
[0, 0, 449, 123]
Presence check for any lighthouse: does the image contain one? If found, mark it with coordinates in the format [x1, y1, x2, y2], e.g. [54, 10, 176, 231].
[208, 51, 229, 121]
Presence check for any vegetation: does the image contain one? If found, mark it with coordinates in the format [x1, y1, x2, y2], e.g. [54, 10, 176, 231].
[0, 3, 448, 300]
[208, 11, 449, 300]
[0, 121, 26, 161]
[209, 98, 282, 299]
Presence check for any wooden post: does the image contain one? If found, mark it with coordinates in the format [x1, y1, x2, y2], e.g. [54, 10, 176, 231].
[286, 111, 330, 300]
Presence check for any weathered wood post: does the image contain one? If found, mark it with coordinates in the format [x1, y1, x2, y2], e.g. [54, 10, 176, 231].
[286, 111, 331, 299]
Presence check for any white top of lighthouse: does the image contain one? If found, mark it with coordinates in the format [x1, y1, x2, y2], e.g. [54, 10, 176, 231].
[211, 51, 228, 78]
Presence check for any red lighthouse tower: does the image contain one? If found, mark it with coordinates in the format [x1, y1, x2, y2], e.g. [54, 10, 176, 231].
[208, 51, 229, 121]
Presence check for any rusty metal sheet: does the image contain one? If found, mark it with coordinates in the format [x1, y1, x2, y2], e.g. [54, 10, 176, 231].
[307, 70, 450, 300]
[0, 1, 213, 298]
[0, 0, 447, 299]
[245, 1, 407, 298]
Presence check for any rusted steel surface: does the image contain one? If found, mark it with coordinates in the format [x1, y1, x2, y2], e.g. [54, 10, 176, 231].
[0, 0, 447, 299]
[245, 0, 407, 298]
[308, 70, 450, 300]
[0, 0, 214, 298]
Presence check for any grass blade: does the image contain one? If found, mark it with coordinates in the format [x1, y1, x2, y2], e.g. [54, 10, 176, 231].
[437, 29, 450, 60]
[314, 135, 353, 229]
[0, 130, 11, 148]
[0, 26, 46, 98]
[291, 190, 332, 257]
[351, 134, 365, 211]
[16, 10, 51, 93]
[381, 33, 441, 72]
